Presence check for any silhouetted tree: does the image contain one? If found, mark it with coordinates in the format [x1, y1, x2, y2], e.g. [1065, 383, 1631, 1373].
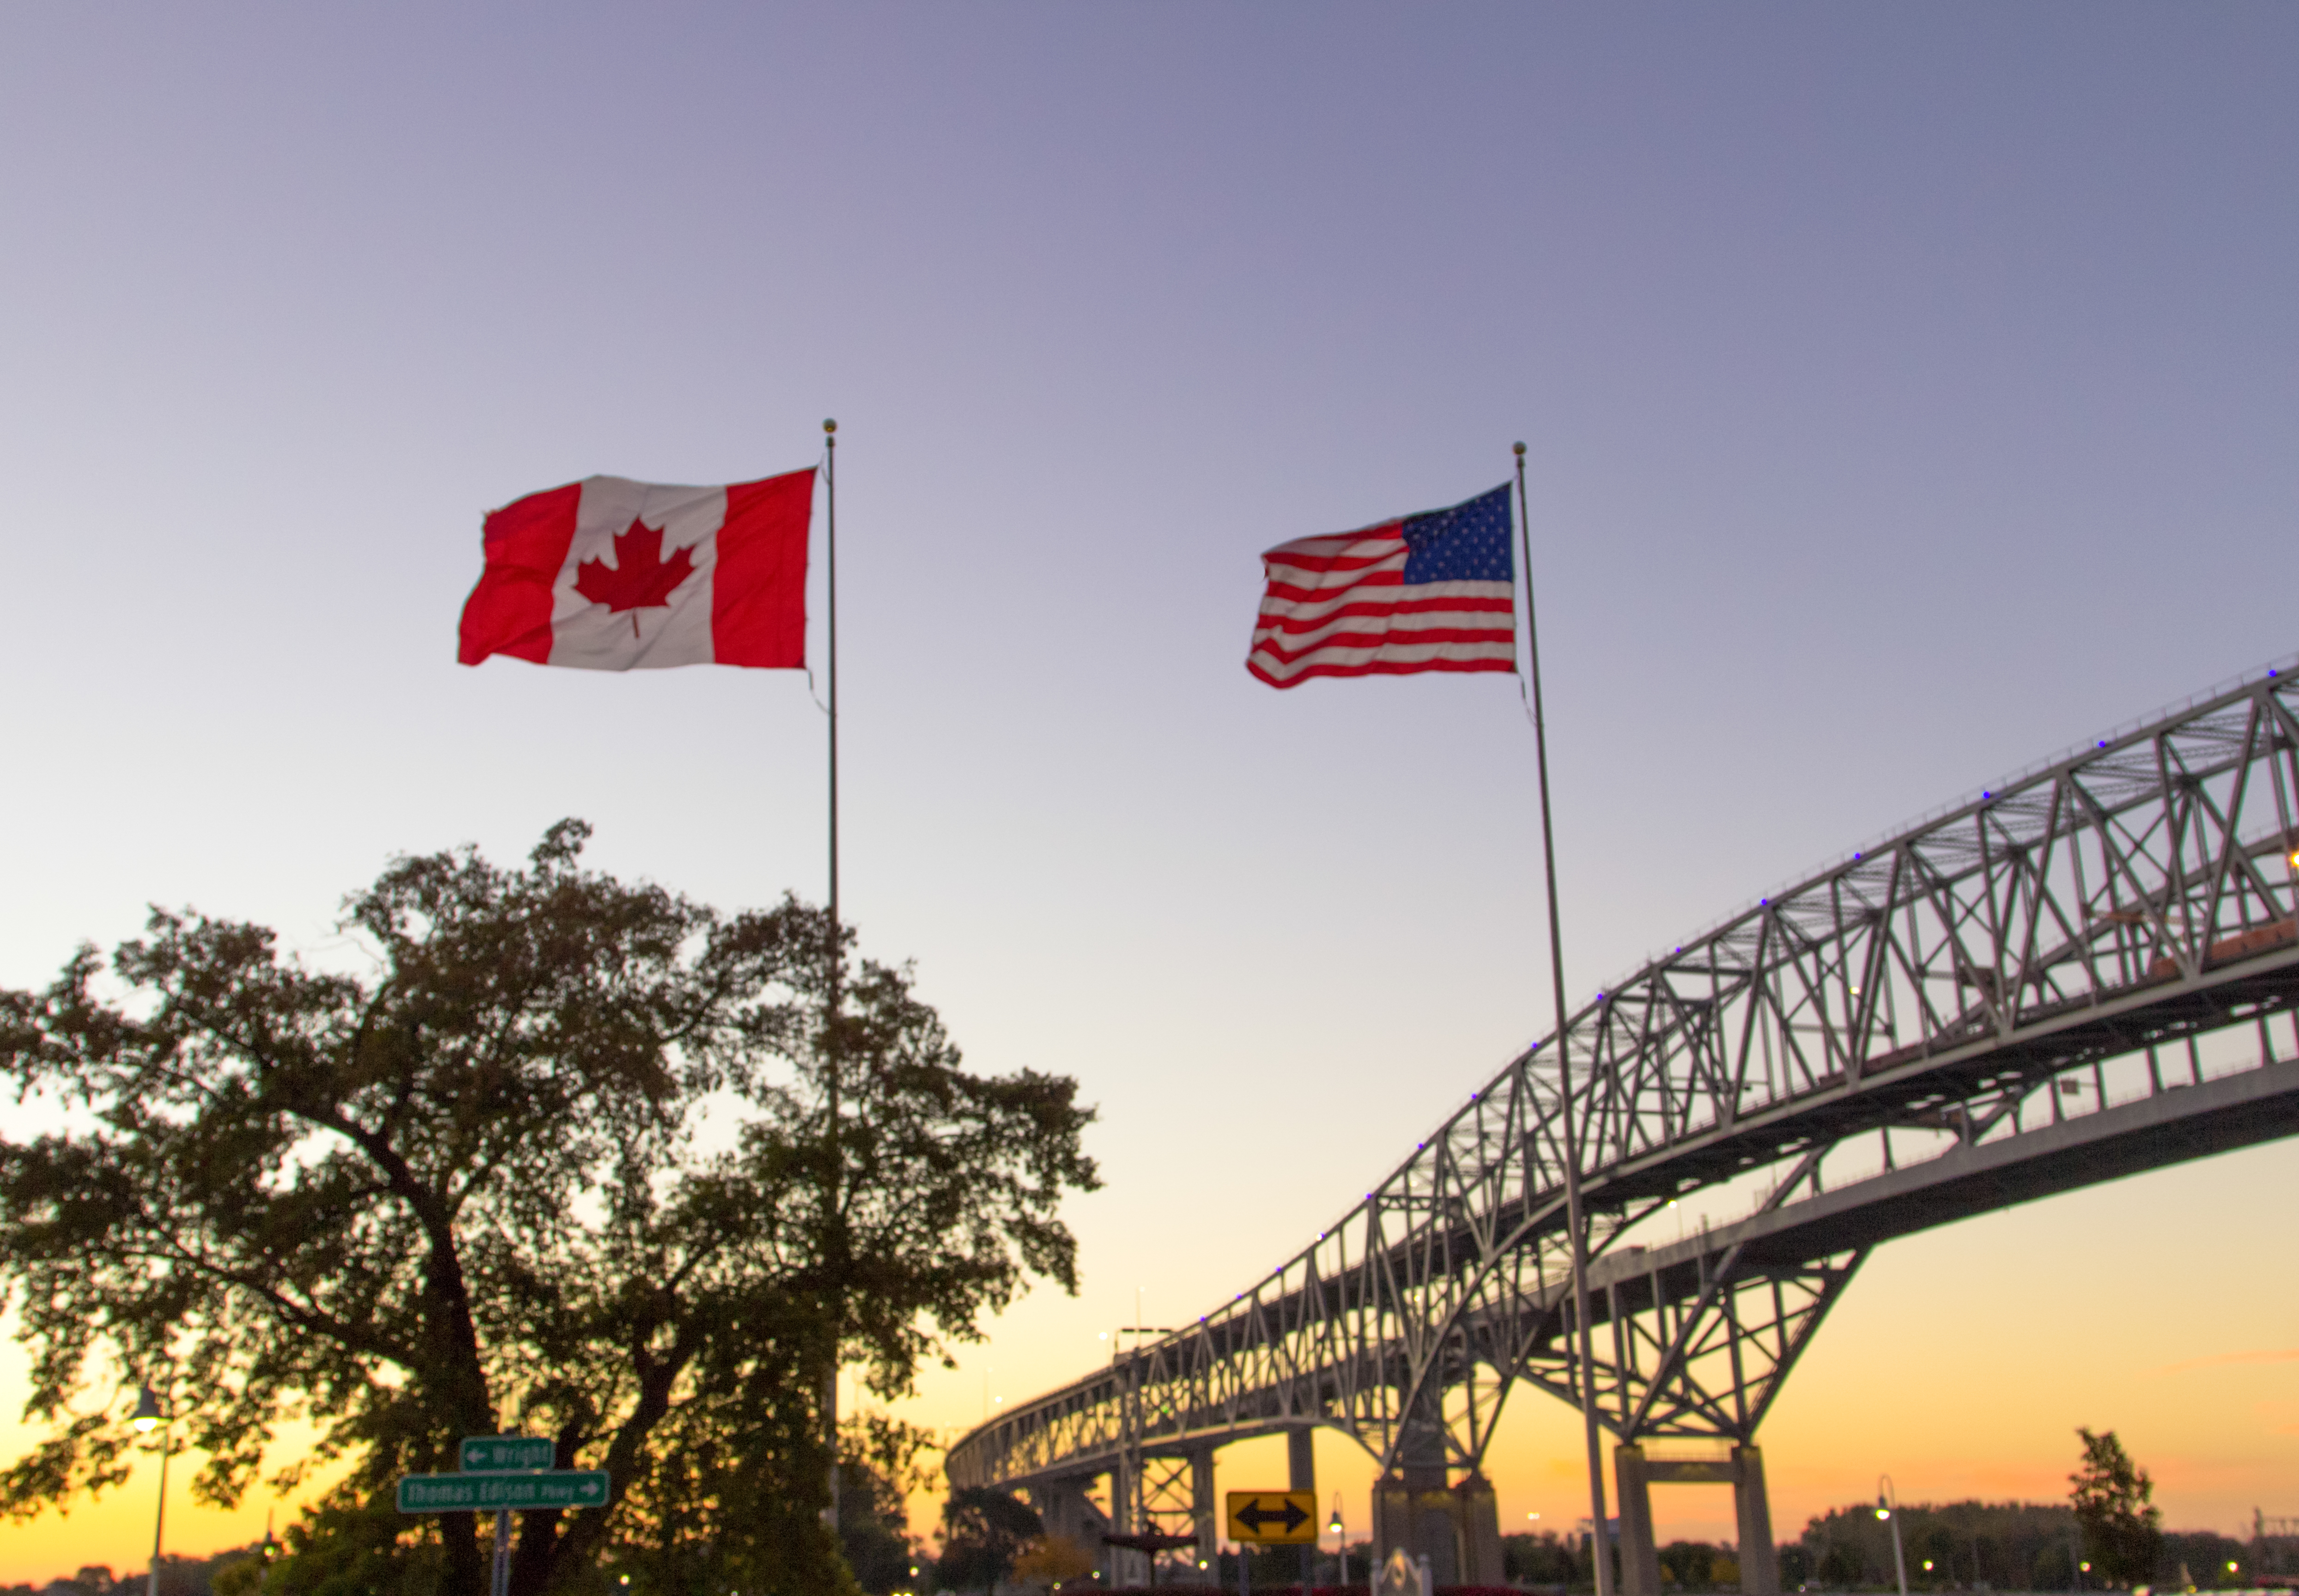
[938, 1487, 1042, 1593]
[1659, 1540, 1722, 1589]
[0, 823, 1097, 1596]
[1504, 1530, 1580, 1586]
[840, 1415, 937, 1595]
[2071, 1428, 2162, 1587]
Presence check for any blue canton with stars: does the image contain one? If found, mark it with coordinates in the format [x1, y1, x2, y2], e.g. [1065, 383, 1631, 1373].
[1399, 484, 1513, 583]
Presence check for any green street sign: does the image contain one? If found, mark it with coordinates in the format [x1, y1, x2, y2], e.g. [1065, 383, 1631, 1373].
[461, 1435, 553, 1472]
[397, 1470, 610, 1513]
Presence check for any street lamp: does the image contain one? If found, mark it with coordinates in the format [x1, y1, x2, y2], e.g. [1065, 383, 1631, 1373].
[133, 1385, 170, 1596]
[1330, 1494, 1348, 1589]
[1876, 1478, 1908, 1596]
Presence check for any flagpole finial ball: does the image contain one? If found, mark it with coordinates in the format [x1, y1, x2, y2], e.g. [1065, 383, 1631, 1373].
[1513, 441, 1526, 456]
[823, 418, 837, 435]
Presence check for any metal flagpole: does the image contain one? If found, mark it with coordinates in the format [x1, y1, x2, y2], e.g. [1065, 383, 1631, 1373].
[825, 416, 841, 949]
[821, 417, 843, 1541]
[1513, 441, 1614, 1596]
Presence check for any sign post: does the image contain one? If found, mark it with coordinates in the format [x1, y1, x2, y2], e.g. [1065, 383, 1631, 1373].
[397, 1437, 611, 1596]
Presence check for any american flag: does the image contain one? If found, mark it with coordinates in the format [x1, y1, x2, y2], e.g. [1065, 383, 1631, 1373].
[1246, 484, 1517, 689]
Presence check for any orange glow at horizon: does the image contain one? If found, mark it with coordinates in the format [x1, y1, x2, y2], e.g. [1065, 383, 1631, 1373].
[6, 1134, 2293, 1584]
[894, 1136, 2297, 1560]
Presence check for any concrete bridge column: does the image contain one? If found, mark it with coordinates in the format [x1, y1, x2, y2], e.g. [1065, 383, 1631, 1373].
[1732, 1446, 1779, 1596]
[1452, 1470, 1504, 1587]
[1375, 1396, 1464, 1588]
[1192, 1446, 1219, 1578]
[1032, 1474, 1101, 1546]
[1615, 1446, 1663, 1596]
[1290, 1428, 1316, 1589]
[1109, 1456, 1145, 1590]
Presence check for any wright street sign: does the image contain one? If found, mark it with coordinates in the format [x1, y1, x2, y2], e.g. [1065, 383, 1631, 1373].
[461, 1435, 554, 1472]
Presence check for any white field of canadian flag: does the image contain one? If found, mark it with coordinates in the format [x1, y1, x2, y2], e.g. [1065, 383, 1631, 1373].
[458, 468, 815, 671]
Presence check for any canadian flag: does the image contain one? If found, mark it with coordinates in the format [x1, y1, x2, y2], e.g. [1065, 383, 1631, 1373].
[457, 469, 815, 670]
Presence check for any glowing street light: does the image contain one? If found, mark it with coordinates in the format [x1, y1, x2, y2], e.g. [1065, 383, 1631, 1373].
[132, 1385, 171, 1596]
[1876, 1477, 1908, 1596]
[1331, 1493, 1349, 1587]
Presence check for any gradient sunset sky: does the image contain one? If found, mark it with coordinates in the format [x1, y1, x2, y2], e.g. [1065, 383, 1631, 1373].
[2, 2, 2296, 1582]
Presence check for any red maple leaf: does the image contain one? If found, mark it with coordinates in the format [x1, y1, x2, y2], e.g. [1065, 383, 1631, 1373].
[574, 519, 698, 637]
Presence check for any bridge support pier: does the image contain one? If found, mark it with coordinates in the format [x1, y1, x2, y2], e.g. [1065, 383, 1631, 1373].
[1290, 1428, 1317, 1590]
[1455, 1471, 1503, 1587]
[1613, 1444, 1780, 1596]
[1371, 1472, 1505, 1588]
[1110, 1454, 1143, 1590]
[1375, 1396, 1456, 1585]
[1033, 1474, 1100, 1543]
[1031, 1476, 1112, 1578]
[1372, 1446, 1504, 1590]
[1616, 1447, 1663, 1596]
[1192, 1445, 1219, 1578]
[1733, 1446, 1779, 1596]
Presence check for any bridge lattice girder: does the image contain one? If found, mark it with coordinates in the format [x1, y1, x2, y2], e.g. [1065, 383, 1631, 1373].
[949, 663, 2299, 1495]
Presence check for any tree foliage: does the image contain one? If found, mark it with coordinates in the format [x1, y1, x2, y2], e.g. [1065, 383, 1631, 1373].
[837, 1414, 940, 1595]
[1010, 1534, 1096, 1590]
[2071, 1427, 2162, 1587]
[1501, 1530, 1581, 1587]
[0, 823, 1098, 1596]
[937, 1487, 1043, 1593]
[1800, 1495, 2184, 1591]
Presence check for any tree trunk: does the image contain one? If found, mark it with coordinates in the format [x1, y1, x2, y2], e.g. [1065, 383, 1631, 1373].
[443, 1511, 486, 1596]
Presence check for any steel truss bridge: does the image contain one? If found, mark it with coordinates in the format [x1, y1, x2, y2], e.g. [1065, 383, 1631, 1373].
[948, 660, 2299, 1594]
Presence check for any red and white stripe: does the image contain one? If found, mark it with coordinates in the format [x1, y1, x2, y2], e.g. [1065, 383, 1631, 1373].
[1246, 523, 1516, 688]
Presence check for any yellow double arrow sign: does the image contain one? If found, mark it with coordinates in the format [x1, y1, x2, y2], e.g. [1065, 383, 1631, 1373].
[1226, 1490, 1317, 1544]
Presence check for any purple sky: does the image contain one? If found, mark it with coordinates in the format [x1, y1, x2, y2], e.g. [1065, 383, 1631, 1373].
[2, 1, 2295, 1567]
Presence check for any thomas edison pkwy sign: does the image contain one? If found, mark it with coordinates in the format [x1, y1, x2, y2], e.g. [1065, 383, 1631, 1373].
[397, 1469, 610, 1512]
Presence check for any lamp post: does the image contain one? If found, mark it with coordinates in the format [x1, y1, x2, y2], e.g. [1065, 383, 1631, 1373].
[1329, 1495, 1347, 1590]
[133, 1385, 170, 1596]
[1876, 1478, 1908, 1596]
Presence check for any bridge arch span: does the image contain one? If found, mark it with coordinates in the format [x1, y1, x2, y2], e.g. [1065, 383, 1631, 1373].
[950, 658, 2299, 1593]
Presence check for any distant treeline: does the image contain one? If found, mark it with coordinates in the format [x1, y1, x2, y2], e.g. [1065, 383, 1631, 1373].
[0, 1546, 269, 1596]
[1496, 1503, 2278, 1593]
[1796, 1500, 2261, 1591]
